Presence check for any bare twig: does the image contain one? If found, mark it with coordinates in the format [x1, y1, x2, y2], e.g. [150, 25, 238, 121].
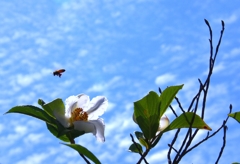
[167, 128, 181, 164]
[215, 125, 227, 164]
[169, 19, 227, 164]
[130, 134, 148, 164]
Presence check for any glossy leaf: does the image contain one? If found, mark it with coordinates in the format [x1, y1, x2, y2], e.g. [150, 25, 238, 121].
[159, 84, 184, 117]
[63, 143, 101, 164]
[134, 91, 161, 139]
[228, 112, 240, 123]
[5, 105, 55, 125]
[128, 143, 143, 153]
[163, 112, 212, 132]
[42, 98, 65, 118]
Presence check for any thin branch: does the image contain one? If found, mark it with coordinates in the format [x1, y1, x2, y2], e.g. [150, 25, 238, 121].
[167, 128, 181, 164]
[185, 105, 231, 154]
[169, 19, 226, 164]
[174, 96, 185, 113]
[215, 125, 227, 164]
[130, 134, 148, 164]
[168, 144, 178, 153]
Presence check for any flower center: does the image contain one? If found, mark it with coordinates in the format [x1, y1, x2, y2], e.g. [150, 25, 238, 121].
[70, 108, 88, 123]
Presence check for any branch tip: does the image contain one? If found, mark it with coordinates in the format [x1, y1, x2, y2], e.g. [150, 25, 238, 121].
[204, 19, 209, 25]
[221, 20, 225, 28]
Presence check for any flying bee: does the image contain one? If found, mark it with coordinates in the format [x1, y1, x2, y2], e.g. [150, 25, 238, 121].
[53, 69, 65, 77]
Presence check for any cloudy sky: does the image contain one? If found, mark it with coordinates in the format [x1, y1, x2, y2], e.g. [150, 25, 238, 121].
[1, 0, 240, 164]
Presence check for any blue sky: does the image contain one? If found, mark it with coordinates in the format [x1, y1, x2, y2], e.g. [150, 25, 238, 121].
[0, 0, 240, 163]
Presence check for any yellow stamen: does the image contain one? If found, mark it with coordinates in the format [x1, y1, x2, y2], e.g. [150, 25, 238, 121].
[70, 108, 88, 124]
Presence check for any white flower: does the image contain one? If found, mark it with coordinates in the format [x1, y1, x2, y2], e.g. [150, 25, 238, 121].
[54, 94, 108, 142]
[158, 115, 170, 131]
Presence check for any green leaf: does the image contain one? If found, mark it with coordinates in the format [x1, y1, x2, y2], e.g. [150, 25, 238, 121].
[162, 112, 212, 132]
[38, 99, 46, 106]
[63, 143, 101, 164]
[46, 120, 85, 142]
[159, 84, 184, 117]
[135, 131, 144, 139]
[228, 112, 240, 123]
[5, 105, 55, 125]
[42, 98, 65, 118]
[46, 123, 70, 142]
[135, 131, 149, 149]
[128, 143, 143, 153]
[134, 91, 161, 139]
[61, 128, 85, 140]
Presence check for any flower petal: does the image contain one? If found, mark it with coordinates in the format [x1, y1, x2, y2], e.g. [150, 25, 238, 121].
[73, 119, 105, 142]
[73, 121, 96, 134]
[159, 115, 170, 131]
[77, 94, 90, 110]
[53, 109, 70, 127]
[87, 96, 108, 120]
[65, 95, 79, 117]
[89, 118, 105, 142]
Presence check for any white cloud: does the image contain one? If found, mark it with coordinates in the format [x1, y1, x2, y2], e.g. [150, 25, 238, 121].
[87, 76, 122, 92]
[160, 44, 183, 54]
[0, 123, 4, 133]
[106, 101, 116, 112]
[213, 62, 225, 74]
[8, 147, 22, 156]
[147, 149, 169, 163]
[35, 38, 50, 47]
[78, 49, 88, 57]
[16, 153, 49, 164]
[155, 73, 176, 86]
[87, 84, 105, 92]
[15, 125, 28, 135]
[118, 136, 132, 148]
[214, 14, 238, 24]
[223, 47, 240, 59]
[24, 133, 45, 145]
[0, 36, 11, 44]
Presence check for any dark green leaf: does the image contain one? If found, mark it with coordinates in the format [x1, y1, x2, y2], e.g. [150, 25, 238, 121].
[46, 120, 85, 141]
[63, 143, 101, 164]
[128, 143, 143, 153]
[61, 128, 85, 140]
[5, 105, 55, 125]
[134, 91, 161, 139]
[135, 131, 144, 140]
[134, 131, 148, 149]
[159, 84, 183, 117]
[46, 123, 70, 142]
[228, 112, 240, 123]
[136, 115, 159, 140]
[38, 99, 46, 106]
[163, 112, 212, 132]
